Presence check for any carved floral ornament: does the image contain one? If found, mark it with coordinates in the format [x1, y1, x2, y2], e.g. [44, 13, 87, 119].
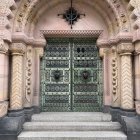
[25, 46, 33, 105]
[0, 0, 16, 42]
[0, 39, 9, 54]
[117, 43, 134, 54]
[11, 43, 26, 55]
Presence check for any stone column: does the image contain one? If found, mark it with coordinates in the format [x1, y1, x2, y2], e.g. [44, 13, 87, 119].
[10, 43, 26, 112]
[98, 46, 112, 112]
[118, 42, 134, 110]
[0, 40, 9, 118]
[33, 47, 44, 113]
[134, 41, 140, 115]
[103, 48, 112, 109]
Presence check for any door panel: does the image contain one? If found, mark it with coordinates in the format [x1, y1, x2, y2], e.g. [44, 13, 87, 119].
[41, 38, 103, 112]
[41, 38, 71, 111]
[72, 39, 102, 111]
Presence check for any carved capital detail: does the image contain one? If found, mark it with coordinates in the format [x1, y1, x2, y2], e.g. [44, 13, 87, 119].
[118, 43, 134, 54]
[135, 41, 140, 54]
[0, 101, 8, 118]
[0, 39, 9, 54]
[36, 48, 44, 57]
[11, 43, 26, 55]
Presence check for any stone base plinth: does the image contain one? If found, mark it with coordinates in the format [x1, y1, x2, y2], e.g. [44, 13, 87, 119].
[110, 107, 140, 140]
[33, 106, 41, 114]
[24, 107, 34, 122]
[121, 115, 140, 140]
[103, 105, 111, 113]
[0, 110, 25, 140]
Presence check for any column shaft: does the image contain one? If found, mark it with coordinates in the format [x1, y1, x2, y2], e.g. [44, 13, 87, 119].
[134, 42, 140, 114]
[103, 48, 112, 106]
[0, 40, 9, 118]
[10, 43, 25, 111]
[33, 48, 43, 109]
[120, 53, 134, 109]
[118, 42, 134, 110]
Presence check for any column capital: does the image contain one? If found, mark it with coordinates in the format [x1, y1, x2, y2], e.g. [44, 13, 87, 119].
[135, 41, 140, 54]
[0, 39, 9, 54]
[98, 48, 111, 58]
[11, 43, 26, 55]
[118, 42, 134, 54]
[35, 47, 44, 57]
[99, 48, 104, 58]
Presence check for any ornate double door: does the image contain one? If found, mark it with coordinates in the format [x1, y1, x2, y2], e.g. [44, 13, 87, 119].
[41, 38, 103, 112]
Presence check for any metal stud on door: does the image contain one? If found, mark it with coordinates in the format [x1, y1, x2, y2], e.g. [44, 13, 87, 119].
[41, 38, 103, 112]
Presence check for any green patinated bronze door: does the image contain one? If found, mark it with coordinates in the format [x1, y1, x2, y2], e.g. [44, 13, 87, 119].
[41, 38, 103, 112]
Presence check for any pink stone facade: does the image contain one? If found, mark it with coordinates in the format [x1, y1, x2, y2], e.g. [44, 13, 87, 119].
[0, 0, 140, 118]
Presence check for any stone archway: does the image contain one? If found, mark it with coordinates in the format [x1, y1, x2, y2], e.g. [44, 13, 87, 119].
[11, 0, 132, 113]
[1, 0, 140, 139]
[0, 0, 135, 115]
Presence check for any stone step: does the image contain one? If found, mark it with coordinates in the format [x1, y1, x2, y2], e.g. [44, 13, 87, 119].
[32, 112, 112, 122]
[23, 122, 121, 131]
[18, 131, 127, 140]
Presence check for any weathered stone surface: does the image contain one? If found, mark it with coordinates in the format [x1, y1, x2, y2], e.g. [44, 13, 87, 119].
[18, 112, 126, 140]
[18, 131, 127, 140]
[10, 43, 26, 111]
[23, 122, 121, 131]
[0, 110, 25, 140]
[31, 112, 112, 122]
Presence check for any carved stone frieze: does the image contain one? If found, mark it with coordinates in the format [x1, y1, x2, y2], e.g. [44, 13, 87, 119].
[41, 30, 103, 39]
[0, 0, 16, 41]
[15, 0, 35, 32]
[0, 39, 9, 54]
[130, 0, 140, 29]
[0, 101, 8, 118]
[108, 0, 129, 31]
[111, 46, 120, 107]
[25, 46, 33, 107]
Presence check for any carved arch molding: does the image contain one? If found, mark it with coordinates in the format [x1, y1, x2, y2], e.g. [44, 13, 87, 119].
[0, 0, 139, 42]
